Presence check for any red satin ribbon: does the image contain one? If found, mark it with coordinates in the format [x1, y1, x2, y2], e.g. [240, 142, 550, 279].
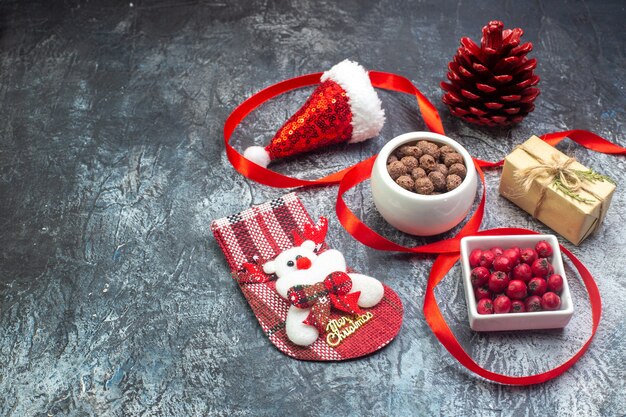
[541, 130, 626, 154]
[335, 128, 626, 255]
[471, 130, 626, 168]
[423, 228, 601, 385]
[335, 156, 486, 254]
[224, 71, 447, 188]
[223, 69, 625, 385]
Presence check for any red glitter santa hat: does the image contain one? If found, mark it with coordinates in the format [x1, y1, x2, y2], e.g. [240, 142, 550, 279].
[244, 60, 386, 167]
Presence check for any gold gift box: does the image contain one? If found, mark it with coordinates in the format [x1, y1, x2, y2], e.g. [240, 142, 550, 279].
[499, 135, 616, 245]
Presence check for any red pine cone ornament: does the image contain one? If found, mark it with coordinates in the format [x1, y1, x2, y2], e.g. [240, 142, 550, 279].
[441, 21, 540, 127]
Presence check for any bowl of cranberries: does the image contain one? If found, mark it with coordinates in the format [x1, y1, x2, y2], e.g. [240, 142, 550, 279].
[460, 234, 573, 332]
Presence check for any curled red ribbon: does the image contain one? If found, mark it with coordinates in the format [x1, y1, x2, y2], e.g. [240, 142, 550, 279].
[424, 228, 602, 385]
[223, 68, 625, 384]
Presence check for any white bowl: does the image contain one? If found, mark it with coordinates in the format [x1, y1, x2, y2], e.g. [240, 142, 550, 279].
[460, 234, 574, 332]
[371, 132, 478, 236]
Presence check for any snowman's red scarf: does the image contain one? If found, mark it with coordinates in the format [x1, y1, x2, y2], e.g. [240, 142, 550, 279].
[288, 271, 362, 333]
[223, 69, 626, 385]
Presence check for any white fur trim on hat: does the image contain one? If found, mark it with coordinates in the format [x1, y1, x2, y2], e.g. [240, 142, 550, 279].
[321, 60, 385, 144]
[243, 145, 271, 167]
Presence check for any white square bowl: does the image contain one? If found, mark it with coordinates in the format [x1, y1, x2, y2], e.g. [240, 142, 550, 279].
[460, 234, 574, 332]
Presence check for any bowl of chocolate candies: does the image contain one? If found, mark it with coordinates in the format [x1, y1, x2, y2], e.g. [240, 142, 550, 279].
[371, 132, 477, 236]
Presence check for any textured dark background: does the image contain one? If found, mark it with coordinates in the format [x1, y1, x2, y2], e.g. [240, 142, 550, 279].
[1, 0, 625, 416]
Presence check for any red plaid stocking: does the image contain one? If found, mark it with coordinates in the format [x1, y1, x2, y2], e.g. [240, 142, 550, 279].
[211, 193, 403, 361]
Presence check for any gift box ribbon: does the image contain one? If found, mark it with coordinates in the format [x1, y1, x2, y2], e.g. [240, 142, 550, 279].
[223, 69, 626, 385]
[513, 143, 611, 228]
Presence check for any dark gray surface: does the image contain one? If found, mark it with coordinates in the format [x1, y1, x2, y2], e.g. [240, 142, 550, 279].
[1, 0, 625, 416]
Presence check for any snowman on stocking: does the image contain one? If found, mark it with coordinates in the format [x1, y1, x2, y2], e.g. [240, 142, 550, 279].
[261, 218, 384, 346]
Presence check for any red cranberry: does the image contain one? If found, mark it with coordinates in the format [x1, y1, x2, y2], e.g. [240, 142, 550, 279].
[511, 300, 526, 313]
[511, 263, 532, 282]
[477, 298, 494, 314]
[490, 246, 504, 257]
[520, 248, 538, 265]
[527, 277, 548, 297]
[547, 274, 564, 293]
[506, 280, 527, 300]
[541, 292, 561, 310]
[493, 295, 512, 314]
[493, 256, 513, 273]
[503, 248, 521, 266]
[488, 271, 510, 293]
[477, 250, 495, 268]
[531, 258, 552, 278]
[470, 267, 491, 287]
[525, 295, 542, 312]
[474, 285, 492, 300]
[535, 240, 553, 258]
[469, 249, 483, 268]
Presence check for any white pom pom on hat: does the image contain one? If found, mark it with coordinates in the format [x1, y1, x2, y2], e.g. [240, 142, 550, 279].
[320, 59, 385, 144]
[243, 60, 385, 168]
[243, 146, 271, 168]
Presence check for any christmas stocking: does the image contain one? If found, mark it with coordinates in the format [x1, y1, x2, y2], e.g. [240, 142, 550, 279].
[211, 193, 403, 361]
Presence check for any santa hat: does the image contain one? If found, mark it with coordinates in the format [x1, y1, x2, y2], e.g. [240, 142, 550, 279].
[244, 60, 386, 167]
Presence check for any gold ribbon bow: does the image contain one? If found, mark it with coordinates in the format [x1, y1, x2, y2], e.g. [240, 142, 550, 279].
[512, 144, 614, 228]
[515, 153, 582, 193]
